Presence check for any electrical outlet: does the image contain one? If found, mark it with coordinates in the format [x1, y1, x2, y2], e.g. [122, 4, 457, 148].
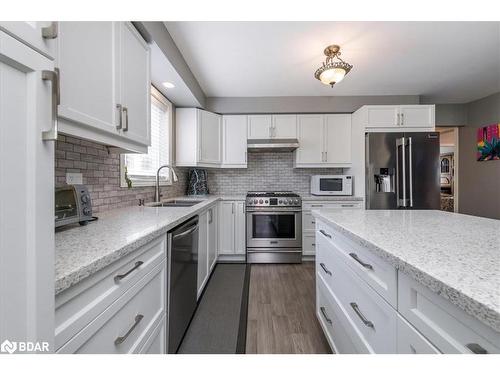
[66, 172, 83, 185]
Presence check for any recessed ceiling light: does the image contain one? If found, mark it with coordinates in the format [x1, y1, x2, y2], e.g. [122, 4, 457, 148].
[162, 81, 175, 89]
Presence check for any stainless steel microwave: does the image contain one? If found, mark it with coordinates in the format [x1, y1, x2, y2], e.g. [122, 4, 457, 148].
[310, 175, 353, 196]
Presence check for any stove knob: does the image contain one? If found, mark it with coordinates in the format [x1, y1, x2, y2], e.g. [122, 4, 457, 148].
[259, 199, 263, 204]
[278, 200, 282, 204]
[265, 200, 268, 204]
[253, 199, 258, 204]
[294, 199, 299, 205]
[283, 200, 288, 205]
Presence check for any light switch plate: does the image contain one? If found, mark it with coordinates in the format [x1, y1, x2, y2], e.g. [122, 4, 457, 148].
[66, 172, 83, 185]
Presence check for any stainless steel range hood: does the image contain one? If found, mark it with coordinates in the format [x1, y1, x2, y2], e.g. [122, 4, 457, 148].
[247, 139, 300, 152]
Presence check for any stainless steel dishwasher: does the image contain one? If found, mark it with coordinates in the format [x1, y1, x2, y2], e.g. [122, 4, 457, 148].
[167, 215, 199, 353]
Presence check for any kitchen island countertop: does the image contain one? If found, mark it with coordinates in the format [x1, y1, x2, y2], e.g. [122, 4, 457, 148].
[312, 209, 500, 332]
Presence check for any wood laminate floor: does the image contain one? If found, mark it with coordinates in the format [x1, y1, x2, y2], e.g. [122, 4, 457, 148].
[245, 263, 332, 354]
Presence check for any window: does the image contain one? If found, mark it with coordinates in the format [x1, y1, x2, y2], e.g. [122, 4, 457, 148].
[121, 87, 173, 187]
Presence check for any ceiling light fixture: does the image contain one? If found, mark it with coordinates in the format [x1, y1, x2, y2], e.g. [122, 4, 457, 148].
[162, 81, 175, 89]
[314, 45, 353, 87]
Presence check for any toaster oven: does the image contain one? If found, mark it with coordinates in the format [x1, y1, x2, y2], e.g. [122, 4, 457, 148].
[55, 185, 94, 228]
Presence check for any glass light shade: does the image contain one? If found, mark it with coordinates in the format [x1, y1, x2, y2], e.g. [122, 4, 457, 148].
[319, 67, 346, 85]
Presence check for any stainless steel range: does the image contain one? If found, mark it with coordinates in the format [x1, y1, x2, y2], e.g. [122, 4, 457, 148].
[246, 191, 302, 264]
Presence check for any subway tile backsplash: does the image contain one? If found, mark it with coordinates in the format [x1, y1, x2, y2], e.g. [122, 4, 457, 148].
[56, 139, 342, 213]
[55, 135, 188, 213]
[207, 153, 342, 195]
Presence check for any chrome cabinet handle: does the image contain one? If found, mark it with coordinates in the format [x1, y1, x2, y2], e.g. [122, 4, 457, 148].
[41, 22, 58, 39]
[320, 263, 332, 276]
[320, 307, 332, 325]
[341, 204, 355, 208]
[114, 314, 144, 345]
[311, 204, 323, 208]
[41, 68, 60, 141]
[349, 252, 373, 270]
[350, 302, 374, 328]
[232, 203, 235, 214]
[208, 208, 213, 224]
[319, 229, 332, 239]
[122, 106, 129, 131]
[401, 112, 404, 125]
[116, 104, 123, 130]
[114, 261, 143, 282]
[466, 343, 488, 354]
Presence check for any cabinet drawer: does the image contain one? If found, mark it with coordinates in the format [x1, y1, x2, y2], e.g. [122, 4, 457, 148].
[139, 314, 166, 354]
[58, 260, 166, 353]
[397, 315, 440, 354]
[316, 220, 397, 307]
[55, 235, 167, 350]
[302, 233, 316, 255]
[302, 211, 316, 231]
[317, 234, 397, 353]
[398, 272, 500, 354]
[303, 201, 362, 211]
[317, 275, 364, 354]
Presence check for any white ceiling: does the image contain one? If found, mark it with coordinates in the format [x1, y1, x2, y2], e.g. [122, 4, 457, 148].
[165, 21, 500, 103]
[150, 42, 202, 107]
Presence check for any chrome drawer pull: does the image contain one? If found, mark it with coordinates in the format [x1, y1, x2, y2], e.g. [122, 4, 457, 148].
[349, 252, 373, 270]
[466, 343, 488, 354]
[320, 263, 332, 276]
[114, 314, 144, 345]
[320, 307, 332, 325]
[114, 261, 144, 282]
[350, 302, 374, 328]
[341, 204, 355, 207]
[319, 229, 332, 239]
[311, 204, 323, 208]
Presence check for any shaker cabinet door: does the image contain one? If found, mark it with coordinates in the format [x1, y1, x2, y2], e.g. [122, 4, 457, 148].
[57, 22, 120, 135]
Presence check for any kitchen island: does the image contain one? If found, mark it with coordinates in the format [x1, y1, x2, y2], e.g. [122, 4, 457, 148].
[312, 209, 500, 354]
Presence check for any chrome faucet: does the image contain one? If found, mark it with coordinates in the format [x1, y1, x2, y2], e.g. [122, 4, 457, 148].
[155, 164, 178, 202]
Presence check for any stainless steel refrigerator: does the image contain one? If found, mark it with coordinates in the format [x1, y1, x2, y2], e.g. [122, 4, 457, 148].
[365, 132, 440, 209]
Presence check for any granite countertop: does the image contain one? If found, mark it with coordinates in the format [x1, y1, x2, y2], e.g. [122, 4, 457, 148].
[300, 194, 364, 201]
[55, 195, 230, 295]
[312, 209, 500, 332]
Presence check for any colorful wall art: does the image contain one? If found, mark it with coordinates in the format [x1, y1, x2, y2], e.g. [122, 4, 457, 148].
[477, 123, 500, 161]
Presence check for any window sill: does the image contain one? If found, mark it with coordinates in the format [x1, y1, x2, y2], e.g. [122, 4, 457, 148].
[120, 180, 173, 188]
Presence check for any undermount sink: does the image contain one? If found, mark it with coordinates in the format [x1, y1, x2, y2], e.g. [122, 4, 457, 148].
[148, 199, 204, 207]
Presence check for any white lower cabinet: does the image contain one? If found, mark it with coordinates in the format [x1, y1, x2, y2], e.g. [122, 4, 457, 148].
[55, 234, 168, 354]
[397, 315, 440, 354]
[218, 200, 246, 260]
[197, 203, 218, 299]
[315, 218, 500, 354]
[302, 200, 362, 257]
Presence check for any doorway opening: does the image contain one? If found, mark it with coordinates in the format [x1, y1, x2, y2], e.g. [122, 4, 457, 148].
[436, 127, 460, 213]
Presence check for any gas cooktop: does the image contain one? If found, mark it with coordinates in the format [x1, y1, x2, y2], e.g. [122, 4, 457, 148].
[246, 191, 301, 207]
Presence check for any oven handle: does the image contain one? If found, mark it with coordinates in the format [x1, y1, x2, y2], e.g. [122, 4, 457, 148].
[246, 208, 302, 213]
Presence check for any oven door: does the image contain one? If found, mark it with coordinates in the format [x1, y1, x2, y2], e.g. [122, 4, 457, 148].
[246, 207, 302, 248]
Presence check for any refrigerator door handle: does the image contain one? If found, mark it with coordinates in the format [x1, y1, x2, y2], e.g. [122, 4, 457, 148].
[396, 137, 406, 207]
[408, 137, 413, 207]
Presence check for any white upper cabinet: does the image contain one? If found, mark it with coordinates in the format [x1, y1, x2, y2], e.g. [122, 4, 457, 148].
[248, 115, 272, 139]
[248, 114, 297, 139]
[272, 115, 297, 138]
[199, 110, 222, 164]
[176, 108, 222, 167]
[361, 105, 435, 130]
[222, 115, 247, 168]
[364, 106, 399, 128]
[56, 22, 150, 153]
[0, 21, 57, 59]
[57, 22, 120, 135]
[295, 115, 324, 165]
[399, 105, 435, 128]
[295, 114, 352, 168]
[118, 22, 151, 147]
[325, 114, 352, 166]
